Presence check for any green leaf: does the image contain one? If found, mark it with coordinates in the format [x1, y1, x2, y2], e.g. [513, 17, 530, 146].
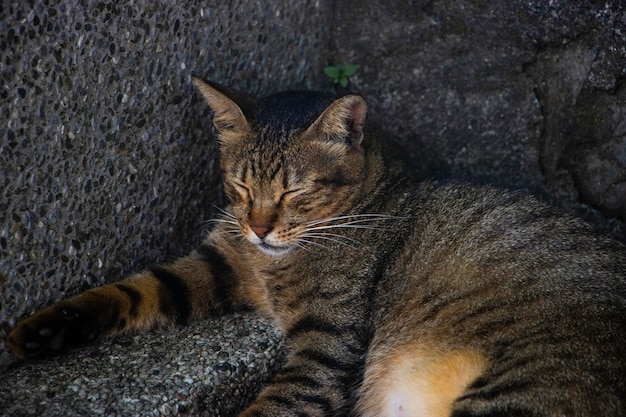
[323, 66, 340, 79]
[340, 64, 359, 77]
[340, 77, 349, 88]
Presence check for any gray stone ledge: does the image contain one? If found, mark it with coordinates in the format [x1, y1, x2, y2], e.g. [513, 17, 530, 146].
[0, 313, 286, 417]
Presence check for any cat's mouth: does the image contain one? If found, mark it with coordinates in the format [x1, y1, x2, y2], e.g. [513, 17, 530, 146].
[256, 242, 295, 257]
[245, 225, 296, 256]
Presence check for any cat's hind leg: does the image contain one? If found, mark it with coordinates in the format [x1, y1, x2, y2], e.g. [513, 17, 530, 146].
[355, 343, 487, 417]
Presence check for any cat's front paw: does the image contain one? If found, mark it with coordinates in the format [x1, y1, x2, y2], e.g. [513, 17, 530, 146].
[7, 304, 98, 359]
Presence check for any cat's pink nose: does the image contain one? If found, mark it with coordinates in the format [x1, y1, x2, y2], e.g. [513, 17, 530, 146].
[250, 224, 273, 239]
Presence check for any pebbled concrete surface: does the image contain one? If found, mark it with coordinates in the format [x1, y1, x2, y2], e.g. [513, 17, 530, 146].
[0, 313, 287, 417]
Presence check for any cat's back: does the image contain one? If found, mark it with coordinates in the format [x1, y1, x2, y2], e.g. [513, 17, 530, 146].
[396, 180, 626, 294]
[385, 179, 626, 344]
[364, 179, 626, 416]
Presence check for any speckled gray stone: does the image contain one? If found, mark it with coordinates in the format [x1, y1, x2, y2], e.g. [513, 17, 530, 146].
[0, 313, 287, 417]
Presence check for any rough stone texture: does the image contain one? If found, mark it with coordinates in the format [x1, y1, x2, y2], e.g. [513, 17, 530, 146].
[333, 0, 626, 239]
[0, 313, 287, 417]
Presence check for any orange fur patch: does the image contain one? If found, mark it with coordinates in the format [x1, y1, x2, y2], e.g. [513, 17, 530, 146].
[357, 344, 487, 417]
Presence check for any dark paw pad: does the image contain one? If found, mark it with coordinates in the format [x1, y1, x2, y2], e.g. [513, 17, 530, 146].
[7, 306, 95, 359]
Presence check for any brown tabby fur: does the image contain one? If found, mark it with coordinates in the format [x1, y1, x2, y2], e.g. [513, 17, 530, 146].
[8, 78, 626, 417]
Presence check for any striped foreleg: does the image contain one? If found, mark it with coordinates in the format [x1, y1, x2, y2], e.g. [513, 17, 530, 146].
[239, 314, 367, 417]
[7, 242, 240, 359]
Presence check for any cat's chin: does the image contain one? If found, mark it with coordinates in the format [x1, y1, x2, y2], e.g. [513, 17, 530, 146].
[256, 242, 295, 257]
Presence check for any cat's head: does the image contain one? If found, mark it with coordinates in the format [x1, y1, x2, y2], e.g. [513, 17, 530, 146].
[193, 77, 369, 256]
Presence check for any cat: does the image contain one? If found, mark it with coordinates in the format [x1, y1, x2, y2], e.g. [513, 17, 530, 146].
[7, 77, 626, 417]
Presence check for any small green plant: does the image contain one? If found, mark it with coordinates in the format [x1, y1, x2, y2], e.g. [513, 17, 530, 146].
[323, 64, 359, 88]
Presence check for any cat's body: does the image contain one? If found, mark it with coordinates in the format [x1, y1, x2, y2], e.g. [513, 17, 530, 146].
[8, 79, 626, 417]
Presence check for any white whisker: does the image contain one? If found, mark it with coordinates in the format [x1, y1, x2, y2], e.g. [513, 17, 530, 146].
[212, 227, 240, 237]
[301, 232, 361, 246]
[202, 211, 404, 254]
[305, 214, 407, 227]
[306, 224, 390, 232]
[203, 218, 239, 227]
[199, 207, 239, 234]
[295, 237, 331, 252]
[293, 239, 318, 253]
[291, 213, 408, 253]
[224, 233, 244, 243]
[211, 204, 237, 218]
[300, 233, 359, 249]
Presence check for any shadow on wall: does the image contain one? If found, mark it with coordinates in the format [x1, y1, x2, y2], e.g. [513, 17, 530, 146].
[332, 0, 626, 239]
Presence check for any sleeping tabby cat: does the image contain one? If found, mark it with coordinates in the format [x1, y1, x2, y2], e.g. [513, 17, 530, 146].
[8, 78, 626, 417]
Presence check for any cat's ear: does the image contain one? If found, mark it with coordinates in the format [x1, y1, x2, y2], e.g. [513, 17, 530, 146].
[192, 77, 255, 141]
[305, 94, 367, 147]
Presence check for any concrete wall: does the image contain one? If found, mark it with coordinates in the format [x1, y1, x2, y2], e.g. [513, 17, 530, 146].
[333, 0, 626, 238]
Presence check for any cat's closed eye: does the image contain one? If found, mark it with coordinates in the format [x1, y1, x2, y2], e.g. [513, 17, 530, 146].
[278, 189, 303, 205]
[231, 181, 252, 201]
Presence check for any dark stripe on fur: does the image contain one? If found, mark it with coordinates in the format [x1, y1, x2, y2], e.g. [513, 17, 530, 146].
[264, 394, 296, 407]
[288, 315, 347, 338]
[115, 283, 142, 316]
[242, 160, 252, 182]
[313, 175, 358, 187]
[419, 285, 493, 327]
[296, 348, 353, 373]
[151, 267, 191, 325]
[89, 291, 121, 332]
[197, 243, 236, 312]
[117, 318, 127, 331]
[267, 155, 283, 182]
[282, 166, 290, 189]
[343, 338, 368, 357]
[272, 372, 323, 389]
[467, 379, 533, 402]
[295, 394, 334, 415]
